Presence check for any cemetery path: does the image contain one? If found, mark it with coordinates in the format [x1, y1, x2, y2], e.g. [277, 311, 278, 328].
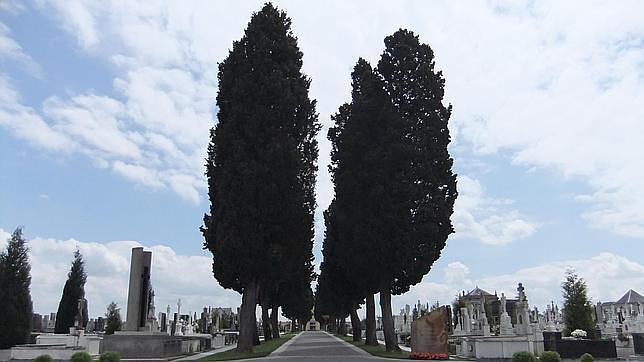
[249, 331, 407, 361]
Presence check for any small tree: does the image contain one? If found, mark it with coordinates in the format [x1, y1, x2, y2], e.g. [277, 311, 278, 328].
[0, 227, 33, 348]
[55, 249, 87, 333]
[561, 269, 595, 336]
[105, 302, 122, 335]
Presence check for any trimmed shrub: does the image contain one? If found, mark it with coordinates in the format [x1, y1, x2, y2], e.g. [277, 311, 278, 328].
[34, 355, 53, 362]
[580, 353, 594, 362]
[540, 351, 561, 362]
[513, 351, 537, 362]
[71, 351, 93, 362]
[98, 351, 121, 362]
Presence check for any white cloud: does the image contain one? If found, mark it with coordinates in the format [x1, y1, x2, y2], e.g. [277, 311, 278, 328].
[0, 228, 239, 319]
[1, 0, 642, 243]
[0, 228, 11, 249]
[453, 175, 536, 245]
[395, 252, 644, 313]
[0, 22, 41, 77]
[0, 75, 76, 152]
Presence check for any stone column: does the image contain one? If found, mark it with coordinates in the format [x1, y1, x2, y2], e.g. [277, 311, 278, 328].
[124, 247, 152, 331]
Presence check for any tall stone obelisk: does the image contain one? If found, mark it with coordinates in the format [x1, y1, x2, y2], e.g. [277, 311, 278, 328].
[125, 247, 152, 331]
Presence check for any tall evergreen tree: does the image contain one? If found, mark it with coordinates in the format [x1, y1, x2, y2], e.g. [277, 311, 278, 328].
[562, 270, 595, 336]
[327, 60, 397, 346]
[327, 30, 457, 351]
[0, 227, 33, 348]
[54, 249, 87, 334]
[373, 29, 457, 351]
[202, 3, 319, 353]
[104, 302, 122, 335]
[316, 200, 364, 341]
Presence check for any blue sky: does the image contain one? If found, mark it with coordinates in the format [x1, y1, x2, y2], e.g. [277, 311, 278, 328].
[1, 1, 643, 318]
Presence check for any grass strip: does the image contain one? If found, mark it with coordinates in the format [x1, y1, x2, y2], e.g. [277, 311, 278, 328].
[336, 334, 410, 359]
[200, 333, 297, 361]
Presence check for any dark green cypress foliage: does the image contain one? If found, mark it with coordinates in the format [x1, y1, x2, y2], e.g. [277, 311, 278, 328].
[54, 249, 87, 334]
[201, 2, 318, 352]
[325, 30, 457, 351]
[377, 29, 457, 293]
[0, 227, 33, 348]
[326, 58, 400, 346]
[374, 29, 457, 351]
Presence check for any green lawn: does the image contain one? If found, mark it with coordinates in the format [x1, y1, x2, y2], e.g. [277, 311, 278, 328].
[200, 333, 297, 361]
[336, 334, 410, 359]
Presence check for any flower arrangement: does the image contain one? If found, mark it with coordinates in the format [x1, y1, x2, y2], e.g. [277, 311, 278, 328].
[410, 352, 449, 360]
[570, 329, 587, 339]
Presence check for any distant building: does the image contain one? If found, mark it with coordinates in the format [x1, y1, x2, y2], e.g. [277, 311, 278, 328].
[597, 289, 644, 336]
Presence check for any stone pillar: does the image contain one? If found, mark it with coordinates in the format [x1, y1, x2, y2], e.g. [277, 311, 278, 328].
[125, 247, 152, 331]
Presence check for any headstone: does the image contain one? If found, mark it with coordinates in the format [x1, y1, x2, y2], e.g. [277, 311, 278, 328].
[171, 313, 179, 336]
[460, 306, 471, 334]
[160, 312, 167, 333]
[74, 298, 88, 329]
[201, 308, 208, 334]
[124, 247, 153, 331]
[411, 306, 450, 355]
[95, 317, 105, 332]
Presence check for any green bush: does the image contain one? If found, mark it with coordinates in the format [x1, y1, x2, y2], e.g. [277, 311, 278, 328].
[71, 351, 93, 362]
[34, 355, 53, 362]
[540, 351, 561, 362]
[513, 351, 537, 362]
[98, 351, 121, 362]
[580, 353, 594, 362]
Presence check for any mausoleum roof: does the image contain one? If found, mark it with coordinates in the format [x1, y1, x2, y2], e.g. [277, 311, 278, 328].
[615, 289, 644, 304]
[465, 286, 495, 298]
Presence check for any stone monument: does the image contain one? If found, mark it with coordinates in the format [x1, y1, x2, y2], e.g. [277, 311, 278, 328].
[411, 306, 450, 355]
[499, 293, 515, 336]
[514, 283, 531, 335]
[124, 247, 153, 331]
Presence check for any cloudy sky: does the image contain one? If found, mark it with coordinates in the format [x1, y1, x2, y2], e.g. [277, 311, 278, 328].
[1, 1, 643, 319]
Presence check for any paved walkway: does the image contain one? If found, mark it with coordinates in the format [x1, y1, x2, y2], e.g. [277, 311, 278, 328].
[172, 344, 237, 361]
[250, 331, 407, 361]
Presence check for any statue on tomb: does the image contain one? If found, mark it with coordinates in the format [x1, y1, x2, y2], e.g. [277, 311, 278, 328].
[500, 293, 507, 315]
[517, 283, 526, 302]
[499, 293, 514, 336]
[146, 288, 158, 331]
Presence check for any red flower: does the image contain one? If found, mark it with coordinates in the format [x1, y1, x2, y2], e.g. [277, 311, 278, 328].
[410, 352, 449, 360]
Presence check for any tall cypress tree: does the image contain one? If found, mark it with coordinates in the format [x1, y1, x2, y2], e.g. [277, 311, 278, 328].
[316, 199, 364, 341]
[54, 249, 87, 334]
[374, 29, 457, 351]
[327, 30, 457, 351]
[202, 3, 318, 353]
[0, 227, 33, 348]
[327, 59, 400, 346]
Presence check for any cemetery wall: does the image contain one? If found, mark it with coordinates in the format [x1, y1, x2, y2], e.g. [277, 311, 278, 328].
[545, 338, 617, 358]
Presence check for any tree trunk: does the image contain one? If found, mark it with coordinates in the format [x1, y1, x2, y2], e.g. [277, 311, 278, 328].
[365, 293, 378, 346]
[270, 306, 280, 339]
[261, 302, 272, 341]
[237, 280, 259, 353]
[253, 327, 260, 345]
[340, 317, 347, 335]
[380, 288, 400, 352]
[350, 307, 362, 342]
